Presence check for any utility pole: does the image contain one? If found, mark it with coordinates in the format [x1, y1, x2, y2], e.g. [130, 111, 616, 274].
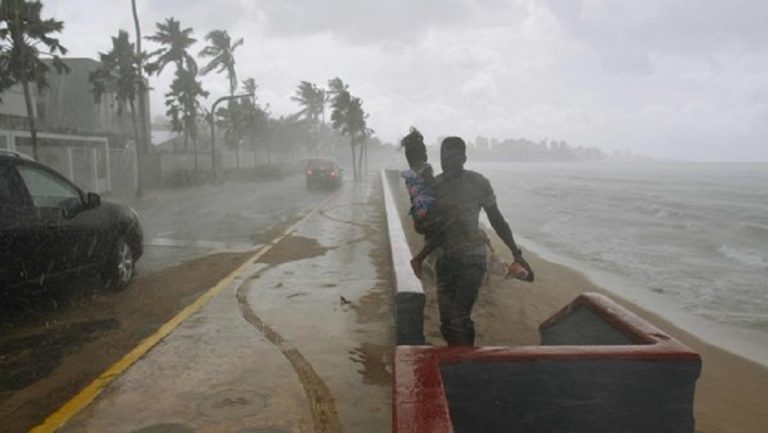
[209, 93, 253, 183]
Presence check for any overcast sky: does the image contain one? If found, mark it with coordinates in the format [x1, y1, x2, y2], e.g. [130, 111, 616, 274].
[48, 0, 768, 161]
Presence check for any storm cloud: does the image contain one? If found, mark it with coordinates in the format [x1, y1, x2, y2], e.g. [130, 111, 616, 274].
[48, 0, 768, 161]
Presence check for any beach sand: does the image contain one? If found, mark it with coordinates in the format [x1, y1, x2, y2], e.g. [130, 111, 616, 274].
[417, 235, 768, 433]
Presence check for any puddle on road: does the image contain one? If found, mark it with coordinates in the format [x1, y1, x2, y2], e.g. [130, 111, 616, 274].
[348, 343, 392, 386]
[257, 236, 331, 266]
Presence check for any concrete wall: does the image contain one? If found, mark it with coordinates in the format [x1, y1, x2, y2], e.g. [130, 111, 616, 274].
[381, 169, 426, 345]
[541, 304, 637, 346]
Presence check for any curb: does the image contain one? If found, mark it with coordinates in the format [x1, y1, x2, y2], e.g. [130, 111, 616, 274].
[381, 169, 426, 345]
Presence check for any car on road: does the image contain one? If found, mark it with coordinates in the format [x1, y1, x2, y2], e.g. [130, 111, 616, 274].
[305, 158, 343, 189]
[0, 150, 143, 293]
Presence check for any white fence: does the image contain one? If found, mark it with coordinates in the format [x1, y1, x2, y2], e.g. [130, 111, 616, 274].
[0, 130, 112, 193]
[0, 129, 140, 195]
[158, 150, 295, 174]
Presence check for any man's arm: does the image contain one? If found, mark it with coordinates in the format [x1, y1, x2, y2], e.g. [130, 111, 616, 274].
[486, 204, 534, 281]
[485, 204, 522, 259]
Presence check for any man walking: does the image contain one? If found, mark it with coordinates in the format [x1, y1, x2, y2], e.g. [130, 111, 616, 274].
[432, 136, 533, 346]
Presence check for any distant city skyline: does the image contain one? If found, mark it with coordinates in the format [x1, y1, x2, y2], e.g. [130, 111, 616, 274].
[48, 1, 768, 162]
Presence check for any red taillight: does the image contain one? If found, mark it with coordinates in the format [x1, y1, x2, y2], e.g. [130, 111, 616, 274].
[331, 170, 337, 177]
[307, 169, 313, 175]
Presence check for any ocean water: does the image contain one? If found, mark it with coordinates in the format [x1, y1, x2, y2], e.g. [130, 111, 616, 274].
[470, 161, 768, 334]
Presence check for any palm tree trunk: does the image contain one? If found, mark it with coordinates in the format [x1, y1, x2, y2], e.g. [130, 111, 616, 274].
[192, 122, 199, 182]
[20, 78, 39, 160]
[350, 135, 358, 181]
[129, 99, 143, 197]
[357, 134, 364, 180]
[131, 0, 150, 186]
[193, 134, 199, 174]
[235, 139, 240, 172]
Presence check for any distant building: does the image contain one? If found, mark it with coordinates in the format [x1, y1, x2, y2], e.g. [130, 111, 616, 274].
[0, 57, 151, 193]
[36, 57, 149, 139]
[0, 86, 31, 132]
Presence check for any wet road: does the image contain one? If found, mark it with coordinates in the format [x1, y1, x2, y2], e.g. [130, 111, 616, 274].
[130, 174, 325, 275]
[53, 175, 393, 432]
[0, 174, 341, 433]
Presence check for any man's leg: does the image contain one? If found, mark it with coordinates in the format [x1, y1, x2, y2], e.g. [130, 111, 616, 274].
[436, 256, 460, 344]
[445, 258, 486, 346]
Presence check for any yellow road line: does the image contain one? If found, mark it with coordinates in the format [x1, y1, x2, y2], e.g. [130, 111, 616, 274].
[30, 193, 337, 433]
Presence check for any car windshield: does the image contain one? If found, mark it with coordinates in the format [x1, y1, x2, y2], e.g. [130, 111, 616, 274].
[1, 2, 766, 433]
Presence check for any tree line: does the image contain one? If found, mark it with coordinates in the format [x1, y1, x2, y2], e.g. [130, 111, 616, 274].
[0, 0, 373, 197]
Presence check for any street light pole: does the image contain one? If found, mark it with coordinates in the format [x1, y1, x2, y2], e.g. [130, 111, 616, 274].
[209, 93, 254, 183]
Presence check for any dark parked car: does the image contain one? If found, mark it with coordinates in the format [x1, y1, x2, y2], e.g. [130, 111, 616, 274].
[0, 150, 143, 292]
[305, 158, 342, 189]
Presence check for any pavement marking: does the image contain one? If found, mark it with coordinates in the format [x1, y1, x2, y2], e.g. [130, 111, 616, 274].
[30, 192, 339, 433]
[145, 237, 257, 251]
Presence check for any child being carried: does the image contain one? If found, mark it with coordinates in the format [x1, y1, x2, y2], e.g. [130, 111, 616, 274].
[400, 128, 443, 278]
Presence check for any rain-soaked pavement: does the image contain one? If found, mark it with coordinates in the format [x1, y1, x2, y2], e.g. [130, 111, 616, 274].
[133, 174, 324, 275]
[53, 175, 393, 433]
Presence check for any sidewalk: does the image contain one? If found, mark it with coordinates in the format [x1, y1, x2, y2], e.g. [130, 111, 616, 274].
[56, 178, 393, 433]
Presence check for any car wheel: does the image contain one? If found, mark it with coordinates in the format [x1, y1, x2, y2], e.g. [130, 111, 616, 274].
[103, 237, 135, 291]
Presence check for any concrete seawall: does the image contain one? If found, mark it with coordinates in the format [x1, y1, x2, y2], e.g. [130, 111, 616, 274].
[382, 169, 426, 345]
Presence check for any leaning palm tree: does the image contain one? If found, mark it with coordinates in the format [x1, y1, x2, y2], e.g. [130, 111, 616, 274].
[198, 29, 243, 95]
[242, 78, 257, 102]
[145, 17, 197, 75]
[146, 17, 198, 152]
[165, 67, 208, 174]
[199, 29, 243, 173]
[292, 81, 326, 155]
[0, 0, 68, 160]
[89, 31, 145, 197]
[291, 81, 325, 123]
[347, 96, 368, 179]
[331, 86, 368, 181]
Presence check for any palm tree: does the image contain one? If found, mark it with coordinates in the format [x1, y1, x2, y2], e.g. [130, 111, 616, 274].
[165, 67, 208, 175]
[146, 17, 198, 152]
[242, 77, 257, 101]
[240, 78, 266, 165]
[329, 77, 368, 180]
[145, 17, 197, 75]
[89, 30, 145, 197]
[0, 0, 68, 160]
[199, 29, 243, 172]
[198, 29, 243, 95]
[292, 81, 325, 123]
[292, 81, 326, 154]
[347, 96, 368, 179]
